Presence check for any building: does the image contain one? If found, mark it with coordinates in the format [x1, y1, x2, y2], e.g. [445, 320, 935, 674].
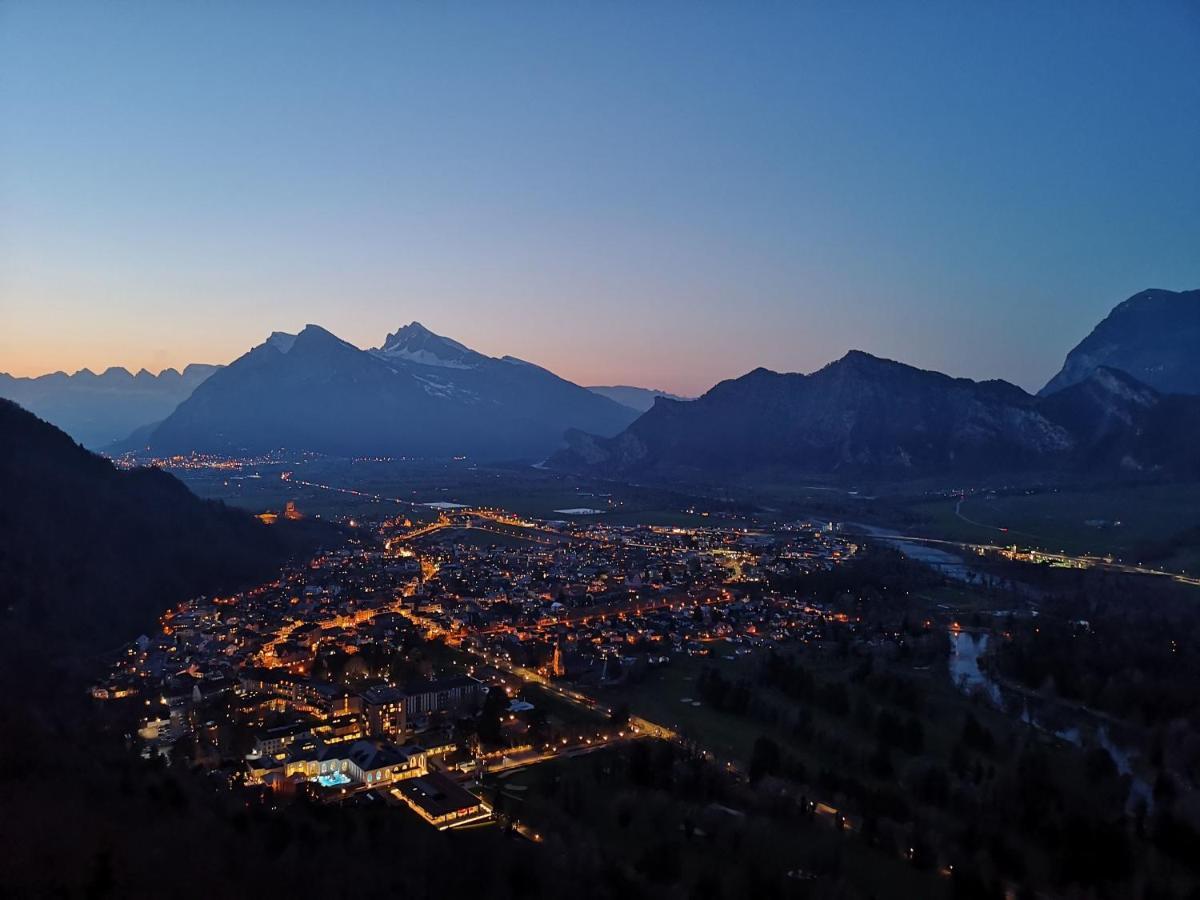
[345, 740, 426, 787]
[393, 771, 488, 828]
[252, 721, 312, 757]
[239, 670, 363, 719]
[403, 675, 486, 720]
[250, 737, 427, 789]
[362, 684, 407, 739]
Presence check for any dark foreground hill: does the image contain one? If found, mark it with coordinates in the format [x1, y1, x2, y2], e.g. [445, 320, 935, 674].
[552, 351, 1200, 483]
[0, 400, 564, 900]
[0, 398, 331, 652]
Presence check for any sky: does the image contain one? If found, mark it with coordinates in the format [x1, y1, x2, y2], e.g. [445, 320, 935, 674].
[1, 2, 1198, 396]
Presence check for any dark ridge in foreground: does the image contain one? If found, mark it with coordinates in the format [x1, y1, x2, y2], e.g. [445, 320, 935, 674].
[0, 398, 332, 654]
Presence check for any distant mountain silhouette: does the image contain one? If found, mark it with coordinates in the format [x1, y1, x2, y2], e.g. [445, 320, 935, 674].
[554, 351, 1200, 482]
[0, 399, 329, 650]
[0, 363, 219, 449]
[586, 385, 692, 412]
[144, 323, 639, 460]
[1041, 288, 1200, 396]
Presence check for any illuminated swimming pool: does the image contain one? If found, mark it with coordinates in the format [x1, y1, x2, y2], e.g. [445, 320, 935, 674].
[313, 771, 351, 788]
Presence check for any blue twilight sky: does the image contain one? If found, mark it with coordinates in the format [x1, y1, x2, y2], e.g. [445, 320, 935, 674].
[1, 2, 1198, 395]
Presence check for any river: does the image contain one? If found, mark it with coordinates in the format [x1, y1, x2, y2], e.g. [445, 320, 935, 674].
[947, 630, 1152, 813]
[850, 523, 1045, 598]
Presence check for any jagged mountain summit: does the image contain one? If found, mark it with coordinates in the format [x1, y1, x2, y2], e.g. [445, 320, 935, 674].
[1041, 288, 1200, 396]
[552, 350, 1200, 482]
[0, 363, 220, 448]
[372, 321, 485, 369]
[586, 385, 693, 412]
[143, 323, 639, 459]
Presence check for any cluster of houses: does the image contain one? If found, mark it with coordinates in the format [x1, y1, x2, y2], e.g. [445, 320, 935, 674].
[97, 517, 857, 829]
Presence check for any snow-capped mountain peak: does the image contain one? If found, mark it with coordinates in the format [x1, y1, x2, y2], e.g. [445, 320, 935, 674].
[372, 321, 483, 369]
[265, 331, 298, 354]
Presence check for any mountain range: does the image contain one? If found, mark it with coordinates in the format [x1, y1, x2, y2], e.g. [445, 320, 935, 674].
[550, 287, 1200, 483]
[0, 364, 219, 449]
[140, 323, 640, 460]
[7, 287, 1197, 479]
[1040, 288, 1200, 396]
[552, 351, 1200, 483]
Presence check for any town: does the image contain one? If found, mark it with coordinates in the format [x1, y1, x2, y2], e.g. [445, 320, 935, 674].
[95, 505, 860, 832]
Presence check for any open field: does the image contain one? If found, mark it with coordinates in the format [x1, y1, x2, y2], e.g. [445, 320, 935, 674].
[601, 638, 1005, 773]
[910, 482, 1200, 571]
[601, 643, 767, 763]
[593, 631, 1172, 892]
[520, 683, 610, 729]
[172, 455, 1200, 576]
[173, 457, 746, 526]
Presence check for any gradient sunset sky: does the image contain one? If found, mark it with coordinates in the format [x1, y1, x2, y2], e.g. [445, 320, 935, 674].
[2, 2, 1198, 395]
